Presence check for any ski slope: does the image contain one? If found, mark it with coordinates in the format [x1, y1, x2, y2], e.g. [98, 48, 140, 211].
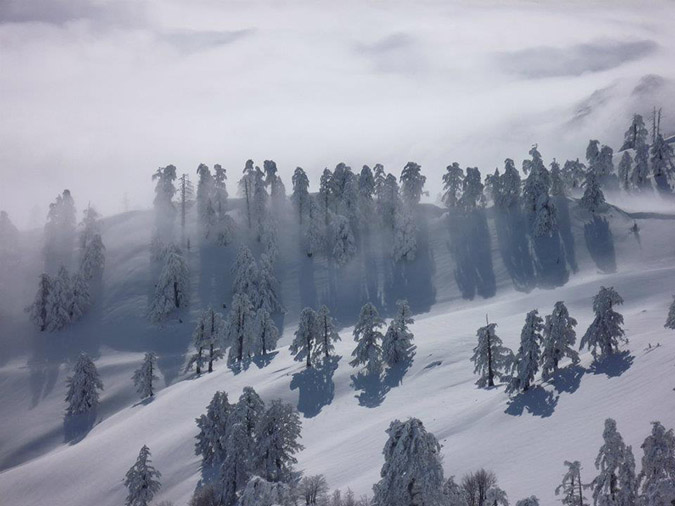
[1, 198, 674, 506]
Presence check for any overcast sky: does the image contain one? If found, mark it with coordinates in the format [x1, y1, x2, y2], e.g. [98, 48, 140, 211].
[1, 0, 674, 228]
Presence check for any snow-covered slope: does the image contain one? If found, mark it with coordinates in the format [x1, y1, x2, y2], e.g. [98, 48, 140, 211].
[1, 199, 674, 506]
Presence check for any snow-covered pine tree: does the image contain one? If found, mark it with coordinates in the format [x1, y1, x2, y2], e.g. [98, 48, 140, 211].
[460, 167, 485, 210]
[195, 391, 232, 465]
[497, 158, 522, 208]
[371, 418, 445, 506]
[148, 244, 189, 322]
[507, 309, 544, 394]
[350, 302, 385, 375]
[79, 204, 100, 250]
[314, 305, 340, 360]
[358, 165, 376, 231]
[221, 421, 251, 506]
[151, 165, 177, 241]
[69, 271, 90, 322]
[550, 160, 566, 197]
[617, 445, 639, 506]
[590, 419, 635, 506]
[631, 144, 651, 192]
[555, 460, 585, 506]
[290, 307, 318, 368]
[471, 322, 513, 388]
[562, 159, 586, 192]
[226, 293, 255, 366]
[187, 308, 224, 375]
[65, 352, 103, 415]
[522, 147, 551, 214]
[291, 167, 311, 225]
[232, 245, 259, 302]
[442, 162, 464, 208]
[239, 160, 256, 230]
[580, 172, 606, 214]
[305, 197, 324, 258]
[516, 497, 540, 506]
[400, 162, 426, 206]
[253, 308, 279, 356]
[256, 253, 283, 314]
[486, 486, 510, 506]
[377, 173, 400, 231]
[254, 399, 303, 483]
[26, 273, 52, 331]
[533, 194, 558, 237]
[213, 163, 228, 215]
[650, 133, 675, 194]
[239, 476, 293, 506]
[638, 421, 675, 506]
[484, 168, 501, 206]
[196, 163, 214, 226]
[124, 445, 161, 506]
[382, 299, 415, 367]
[46, 266, 72, 331]
[617, 152, 633, 192]
[235, 386, 266, 442]
[252, 165, 270, 240]
[541, 301, 579, 380]
[44, 189, 77, 270]
[392, 200, 417, 263]
[621, 114, 649, 151]
[80, 233, 105, 281]
[331, 214, 356, 267]
[133, 352, 159, 399]
[580, 286, 627, 360]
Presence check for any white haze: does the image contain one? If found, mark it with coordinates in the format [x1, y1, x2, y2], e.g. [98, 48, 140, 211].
[1, 0, 675, 227]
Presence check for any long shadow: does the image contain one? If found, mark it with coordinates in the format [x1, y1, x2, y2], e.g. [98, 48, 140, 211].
[493, 208, 536, 292]
[251, 350, 279, 369]
[350, 370, 388, 408]
[505, 385, 559, 418]
[589, 351, 634, 378]
[289, 356, 340, 418]
[549, 364, 585, 394]
[584, 216, 616, 273]
[531, 232, 569, 288]
[553, 197, 578, 273]
[298, 256, 318, 310]
[63, 410, 97, 444]
[383, 359, 413, 388]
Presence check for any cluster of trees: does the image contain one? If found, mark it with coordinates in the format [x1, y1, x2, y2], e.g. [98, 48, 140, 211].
[290, 305, 341, 368]
[27, 196, 106, 332]
[195, 163, 234, 245]
[472, 287, 626, 393]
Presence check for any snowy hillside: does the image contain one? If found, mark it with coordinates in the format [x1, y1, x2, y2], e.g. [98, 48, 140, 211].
[1, 195, 674, 506]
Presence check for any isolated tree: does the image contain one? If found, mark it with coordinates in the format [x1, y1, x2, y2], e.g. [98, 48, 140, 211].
[580, 287, 627, 360]
[471, 323, 513, 388]
[195, 391, 232, 466]
[291, 167, 311, 225]
[555, 460, 585, 506]
[148, 245, 189, 322]
[507, 310, 544, 394]
[124, 445, 161, 506]
[254, 399, 304, 483]
[442, 162, 464, 208]
[299, 475, 330, 506]
[400, 162, 427, 206]
[80, 233, 105, 281]
[65, 352, 103, 415]
[617, 152, 633, 192]
[541, 301, 579, 380]
[133, 352, 159, 399]
[350, 302, 385, 375]
[590, 418, 629, 506]
[27, 273, 52, 331]
[290, 307, 318, 368]
[331, 214, 357, 267]
[46, 266, 72, 331]
[392, 200, 417, 262]
[314, 305, 340, 360]
[226, 293, 255, 365]
[382, 300, 416, 367]
[239, 476, 293, 506]
[372, 418, 444, 506]
[638, 421, 675, 505]
[580, 172, 606, 214]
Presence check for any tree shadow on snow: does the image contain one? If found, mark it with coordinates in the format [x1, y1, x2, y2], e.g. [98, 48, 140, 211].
[350, 370, 389, 408]
[383, 358, 413, 389]
[289, 356, 340, 418]
[493, 208, 536, 292]
[63, 410, 97, 445]
[251, 351, 279, 369]
[505, 386, 559, 418]
[549, 365, 586, 394]
[584, 215, 616, 274]
[589, 351, 634, 378]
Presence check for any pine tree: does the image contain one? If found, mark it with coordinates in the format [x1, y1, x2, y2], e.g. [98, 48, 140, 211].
[516, 497, 539, 506]
[331, 214, 356, 267]
[631, 144, 651, 191]
[372, 418, 445, 506]
[617, 446, 638, 506]
[226, 293, 255, 365]
[305, 197, 324, 258]
[590, 418, 630, 506]
[314, 305, 340, 360]
[65, 352, 103, 415]
[148, 244, 189, 322]
[651, 133, 675, 193]
[541, 301, 579, 380]
[256, 253, 283, 314]
[620, 114, 649, 151]
[133, 352, 159, 399]
[239, 476, 293, 506]
[442, 162, 464, 208]
[522, 148, 551, 214]
[350, 303, 385, 375]
[44, 189, 77, 269]
[507, 310, 544, 394]
[26, 273, 52, 331]
[617, 152, 633, 192]
[382, 300, 416, 367]
[221, 422, 251, 506]
[400, 162, 426, 206]
[471, 323, 513, 388]
[638, 421, 675, 505]
[533, 194, 558, 237]
[124, 445, 161, 506]
[188, 308, 225, 375]
[252, 165, 270, 240]
[235, 386, 266, 442]
[290, 307, 318, 368]
[46, 266, 72, 331]
[80, 233, 105, 281]
[497, 159, 522, 208]
[232, 246, 259, 302]
[550, 160, 566, 197]
[291, 167, 311, 225]
[254, 399, 304, 483]
[195, 391, 232, 465]
[562, 159, 587, 191]
[69, 272, 90, 322]
[555, 460, 586, 506]
[253, 308, 280, 356]
[239, 160, 256, 230]
[392, 200, 417, 262]
[580, 172, 606, 214]
[460, 167, 485, 210]
[580, 287, 627, 360]
[151, 165, 177, 239]
[79, 204, 100, 250]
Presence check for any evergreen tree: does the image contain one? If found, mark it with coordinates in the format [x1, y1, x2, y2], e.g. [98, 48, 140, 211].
[221, 422, 252, 506]
[254, 399, 303, 483]
[69, 272, 90, 322]
[196, 163, 215, 230]
[232, 246, 259, 302]
[291, 167, 311, 225]
[235, 386, 266, 441]
[0, 210, 19, 267]
[620, 114, 649, 151]
[523, 155, 551, 214]
[484, 168, 502, 205]
[26, 273, 52, 331]
[516, 497, 540, 506]
[400, 162, 426, 206]
[65, 352, 103, 415]
[372, 418, 445, 506]
[507, 310, 544, 394]
[331, 214, 356, 267]
[79, 204, 100, 250]
[533, 194, 558, 237]
[442, 162, 464, 208]
[617, 446, 638, 506]
[264, 160, 286, 211]
[148, 244, 189, 322]
[580, 172, 606, 214]
[133, 352, 159, 399]
[631, 145, 651, 191]
[252, 165, 270, 239]
[392, 200, 417, 263]
[44, 189, 77, 270]
[562, 159, 587, 191]
[471, 323, 513, 388]
[290, 307, 318, 368]
[550, 160, 566, 197]
[256, 253, 283, 314]
[541, 301, 579, 380]
[377, 173, 400, 231]
[305, 197, 324, 258]
[460, 167, 485, 210]
[46, 266, 72, 331]
[239, 476, 293, 506]
[213, 163, 228, 210]
[253, 308, 280, 356]
[314, 305, 340, 360]
[188, 307, 225, 375]
[590, 418, 630, 506]
[580, 287, 627, 360]
[617, 152, 633, 192]
[382, 300, 416, 367]
[239, 160, 256, 230]
[650, 133, 674, 193]
[638, 421, 675, 505]
[195, 391, 232, 465]
[665, 296, 675, 329]
[555, 460, 586, 506]
[80, 233, 105, 281]
[358, 165, 376, 229]
[124, 445, 161, 506]
[350, 302, 385, 375]
[226, 293, 255, 365]
[151, 165, 177, 239]
[497, 158, 522, 208]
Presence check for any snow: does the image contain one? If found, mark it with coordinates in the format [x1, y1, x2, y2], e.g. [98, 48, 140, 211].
[1, 201, 675, 506]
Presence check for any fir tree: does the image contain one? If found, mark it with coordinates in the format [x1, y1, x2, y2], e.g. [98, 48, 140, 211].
[507, 310, 544, 394]
[239, 160, 256, 230]
[590, 418, 630, 506]
[314, 305, 340, 360]
[617, 446, 638, 506]
[620, 114, 649, 151]
[65, 352, 103, 415]
[497, 159, 522, 208]
[290, 307, 318, 368]
[291, 167, 310, 225]
[305, 197, 324, 258]
[44, 189, 77, 270]
[562, 159, 587, 191]
[133, 352, 159, 399]
[124, 445, 161, 506]
[471, 322, 513, 388]
[460, 167, 485, 210]
[651, 133, 675, 193]
[372, 418, 445, 506]
[221, 422, 252, 506]
[256, 253, 283, 314]
[382, 300, 416, 367]
[253, 308, 280, 356]
[79, 204, 100, 250]
[617, 152, 633, 192]
[196, 163, 214, 224]
[580, 287, 627, 360]
[26, 273, 52, 331]
[46, 266, 72, 331]
[195, 391, 232, 465]
[638, 421, 675, 505]
[555, 460, 586, 506]
[148, 244, 189, 322]
[522, 147, 551, 214]
[533, 194, 557, 237]
[550, 160, 566, 197]
[350, 302, 385, 375]
[541, 301, 579, 380]
[188, 308, 225, 375]
[580, 172, 606, 214]
[151, 165, 177, 239]
[226, 293, 255, 365]
[232, 246, 259, 302]
[442, 162, 464, 208]
[331, 214, 356, 267]
[392, 200, 417, 263]
[69, 272, 90, 322]
[400, 162, 426, 206]
[80, 233, 105, 281]
[631, 144, 651, 191]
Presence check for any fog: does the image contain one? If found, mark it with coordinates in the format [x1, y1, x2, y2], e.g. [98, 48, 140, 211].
[1, 0, 675, 227]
